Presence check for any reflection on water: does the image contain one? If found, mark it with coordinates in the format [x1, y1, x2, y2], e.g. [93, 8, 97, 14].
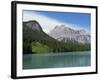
[23, 51, 91, 69]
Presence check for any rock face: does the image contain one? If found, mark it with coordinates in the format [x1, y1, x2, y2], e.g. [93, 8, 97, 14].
[23, 20, 43, 32]
[48, 25, 90, 44]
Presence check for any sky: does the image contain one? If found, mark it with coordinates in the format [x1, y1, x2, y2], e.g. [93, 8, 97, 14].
[23, 10, 91, 33]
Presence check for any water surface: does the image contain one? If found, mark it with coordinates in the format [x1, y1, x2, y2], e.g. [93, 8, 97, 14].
[23, 51, 90, 69]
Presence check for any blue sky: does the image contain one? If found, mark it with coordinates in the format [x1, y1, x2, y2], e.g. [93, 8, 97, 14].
[23, 10, 91, 33]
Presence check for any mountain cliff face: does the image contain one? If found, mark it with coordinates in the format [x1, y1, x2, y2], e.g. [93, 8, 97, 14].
[23, 20, 43, 32]
[48, 25, 90, 44]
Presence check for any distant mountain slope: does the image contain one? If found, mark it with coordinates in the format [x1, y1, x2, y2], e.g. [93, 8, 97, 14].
[48, 25, 90, 44]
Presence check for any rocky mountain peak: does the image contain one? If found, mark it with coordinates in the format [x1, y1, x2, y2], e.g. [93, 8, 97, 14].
[24, 20, 43, 32]
[55, 25, 65, 29]
[48, 24, 91, 44]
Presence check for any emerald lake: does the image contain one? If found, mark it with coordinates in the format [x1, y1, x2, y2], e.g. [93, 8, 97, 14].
[23, 51, 90, 69]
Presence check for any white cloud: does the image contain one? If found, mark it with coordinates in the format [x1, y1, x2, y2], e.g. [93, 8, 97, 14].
[23, 11, 88, 33]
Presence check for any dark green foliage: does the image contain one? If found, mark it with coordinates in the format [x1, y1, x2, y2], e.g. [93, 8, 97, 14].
[23, 21, 90, 54]
[32, 42, 50, 53]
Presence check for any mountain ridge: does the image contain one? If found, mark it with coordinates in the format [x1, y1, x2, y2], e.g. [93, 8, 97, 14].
[48, 25, 90, 44]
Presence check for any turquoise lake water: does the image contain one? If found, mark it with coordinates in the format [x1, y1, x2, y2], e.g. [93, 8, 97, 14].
[23, 51, 90, 69]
